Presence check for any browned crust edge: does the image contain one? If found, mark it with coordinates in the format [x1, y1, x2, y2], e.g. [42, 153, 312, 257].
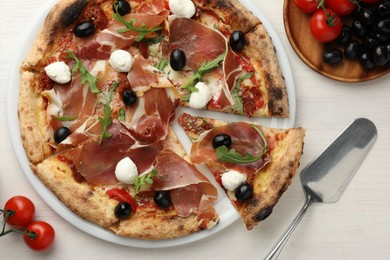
[20, 0, 88, 71]
[193, 0, 260, 33]
[244, 24, 289, 118]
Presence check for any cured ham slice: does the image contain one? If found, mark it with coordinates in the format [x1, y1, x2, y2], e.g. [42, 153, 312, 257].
[124, 87, 179, 144]
[168, 18, 226, 70]
[127, 54, 173, 94]
[190, 122, 271, 174]
[68, 121, 163, 185]
[96, 13, 166, 50]
[153, 150, 218, 217]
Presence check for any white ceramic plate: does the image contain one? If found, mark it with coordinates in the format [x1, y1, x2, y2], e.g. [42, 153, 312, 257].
[6, 0, 295, 248]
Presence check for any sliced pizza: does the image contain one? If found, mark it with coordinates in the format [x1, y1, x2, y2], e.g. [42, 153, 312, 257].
[32, 127, 219, 239]
[178, 113, 305, 230]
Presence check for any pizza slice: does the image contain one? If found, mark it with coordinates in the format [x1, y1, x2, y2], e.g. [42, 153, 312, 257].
[178, 113, 305, 230]
[32, 127, 219, 239]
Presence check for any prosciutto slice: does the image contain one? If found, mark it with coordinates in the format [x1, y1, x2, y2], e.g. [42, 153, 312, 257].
[153, 150, 218, 217]
[68, 121, 163, 185]
[190, 122, 271, 174]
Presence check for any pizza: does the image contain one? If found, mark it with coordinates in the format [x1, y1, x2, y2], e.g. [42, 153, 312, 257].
[178, 113, 305, 230]
[17, 0, 298, 240]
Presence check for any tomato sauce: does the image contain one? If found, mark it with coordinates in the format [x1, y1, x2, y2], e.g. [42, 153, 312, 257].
[241, 86, 264, 117]
[57, 156, 86, 183]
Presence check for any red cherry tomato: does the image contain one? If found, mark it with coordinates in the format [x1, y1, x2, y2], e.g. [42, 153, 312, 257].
[324, 0, 357, 16]
[310, 9, 343, 42]
[294, 0, 319, 13]
[361, 0, 381, 3]
[106, 188, 137, 214]
[23, 221, 55, 251]
[4, 196, 35, 227]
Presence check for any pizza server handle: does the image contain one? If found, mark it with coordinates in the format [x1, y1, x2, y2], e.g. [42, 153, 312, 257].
[264, 118, 377, 260]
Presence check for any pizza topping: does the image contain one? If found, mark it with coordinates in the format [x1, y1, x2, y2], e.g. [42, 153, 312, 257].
[153, 191, 172, 209]
[212, 134, 232, 149]
[221, 170, 247, 192]
[42, 88, 64, 118]
[114, 202, 133, 218]
[109, 50, 134, 72]
[134, 169, 158, 196]
[191, 122, 270, 174]
[122, 89, 137, 106]
[153, 150, 218, 217]
[189, 82, 212, 109]
[170, 49, 186, 71]
[169, 0, 196, 18]
[113, 0, 131, 16]
[44, 62, 72, 84]
[115, 157, 138, 184]
[73, 21, 96, 38]
[65, 51, 100, 93]
[229, 31, 246, 52]
[235, 182, 253, 201]
[54, 127, 71, 143]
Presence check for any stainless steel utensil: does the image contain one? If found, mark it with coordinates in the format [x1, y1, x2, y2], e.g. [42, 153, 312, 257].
[265, 118, 377, 260]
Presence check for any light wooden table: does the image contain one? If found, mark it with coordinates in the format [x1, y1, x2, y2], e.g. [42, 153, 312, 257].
[1, 1, 389, 259]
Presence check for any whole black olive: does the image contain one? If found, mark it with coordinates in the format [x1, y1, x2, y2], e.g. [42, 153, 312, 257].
[359, 52, 375, 70]
[352, 20, 367, 38]
[362, 37, 379, 51]
[230, 31, 246, 52]
[376, 1, 390, 17]
[122, 89, 137, 106]
[387, 44, 390, 61]
[170, 49, 186, 71]
[73, 21, 95, 38]
[344, 40, 361, 59]
[114, 202, 132, 218]
[113, 0, 131, 16]
[323, 48, 343, 64]
[356, 8, 375, 26]
[212, 134, 232, 149]
[54, 127, 71, 143]
[153, 191, 172, 209]
[372, 45, 389, 66]
[235, 183, 253, 202]
[376, 19, 390, 35]
[336, 25, 352, 45]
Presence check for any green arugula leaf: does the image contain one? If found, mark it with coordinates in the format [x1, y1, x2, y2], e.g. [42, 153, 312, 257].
[113, 3, 162, 42]
[215, 126, 268, 164]
[65, 50, 100, 93]
[118, 108, 126, 122]
[133, 169, 158, 196]
[231, 72, 254, 115]
[155, 57, 168, 71]
[98, 82, 119, 144]
[182, 51, 226, 92]
[54, 115, 78, 121]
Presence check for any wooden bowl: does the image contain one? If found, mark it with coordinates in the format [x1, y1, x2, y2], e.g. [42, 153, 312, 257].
[283, 0, 390, 83]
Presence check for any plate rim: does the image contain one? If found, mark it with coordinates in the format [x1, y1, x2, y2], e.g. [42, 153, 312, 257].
[6, 0, 296, 248]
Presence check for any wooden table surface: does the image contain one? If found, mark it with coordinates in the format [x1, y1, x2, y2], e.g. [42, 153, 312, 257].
[0, 1, 389, 259]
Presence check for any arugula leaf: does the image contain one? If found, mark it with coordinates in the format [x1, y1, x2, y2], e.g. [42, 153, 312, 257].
[231, 72, 253, 114]
[98, 82, 119, 144]
[215, 126, 268, 164]
[133, 169, 158, 196]
[113, 3, 162, 42]
[54, 115, 78, 121]
[118, 108, 126, 122]
[156, 57, 168, 71]
[182, 51, 226, 92]
[65, 50, 100, 94]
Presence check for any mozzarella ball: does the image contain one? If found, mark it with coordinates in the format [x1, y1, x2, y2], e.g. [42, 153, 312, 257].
[115, 157, 138, 184]
[44, 61, 72, 84]
[169, 0, 196, 18]
[221, 170, 247, 191]
[109, 50, 134, 72]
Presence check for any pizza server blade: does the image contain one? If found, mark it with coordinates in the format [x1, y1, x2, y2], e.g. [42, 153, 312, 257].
[264, 118, 377, 260]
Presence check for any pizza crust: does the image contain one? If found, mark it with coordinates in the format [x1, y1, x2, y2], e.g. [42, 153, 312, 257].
[244, 24, 289, 117]
[18, 71, 52, 164]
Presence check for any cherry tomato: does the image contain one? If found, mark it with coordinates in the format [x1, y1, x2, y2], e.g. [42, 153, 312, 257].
[23, 221, 55, 251]
[294, 0, 319, 13]
[106, 188, 137, 214]
[3, 196, 35, 227]
[325, 0, 357, 16]
[310, 9, 343, 42]
[361, 0, 381, 3]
